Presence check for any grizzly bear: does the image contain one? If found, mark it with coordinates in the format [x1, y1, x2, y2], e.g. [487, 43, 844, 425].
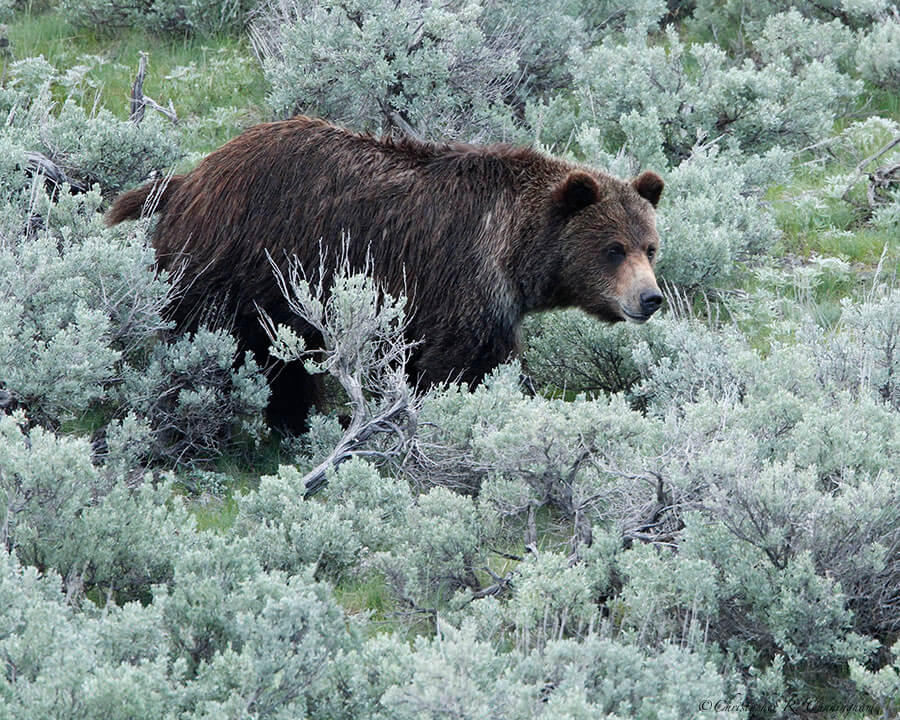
[107, 115, 664, 431]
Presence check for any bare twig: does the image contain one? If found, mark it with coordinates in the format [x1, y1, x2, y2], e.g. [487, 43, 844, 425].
[130, 53, 178, 125]
[841, 134, 900, 207]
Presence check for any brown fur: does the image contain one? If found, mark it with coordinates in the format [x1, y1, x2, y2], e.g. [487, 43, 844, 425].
[107, 115, 664, 430]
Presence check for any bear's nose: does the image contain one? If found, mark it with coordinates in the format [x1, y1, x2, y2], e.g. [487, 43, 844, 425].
[640, 290, 663, 316]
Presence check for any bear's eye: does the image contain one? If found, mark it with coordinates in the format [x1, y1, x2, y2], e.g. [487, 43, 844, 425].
[647, 247, 657, 261]
[606, 244, 626, 263]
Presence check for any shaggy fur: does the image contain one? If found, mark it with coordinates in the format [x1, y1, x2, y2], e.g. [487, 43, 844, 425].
[108, 115, 664, 430]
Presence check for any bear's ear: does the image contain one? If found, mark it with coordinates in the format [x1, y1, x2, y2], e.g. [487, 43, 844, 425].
[632, 170, 664, 207]
[553, 170, 600, 215]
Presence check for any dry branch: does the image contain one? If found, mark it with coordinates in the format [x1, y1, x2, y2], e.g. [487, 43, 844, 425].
[300, 393, 416, 496]
[25, 151, 86, 194]
[841, 133, 900, 208]
[130, 52, 178, 125]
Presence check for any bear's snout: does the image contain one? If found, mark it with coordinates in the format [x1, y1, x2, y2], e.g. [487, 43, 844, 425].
[639, 289, 663, 316]
[611, 252, 663, 323]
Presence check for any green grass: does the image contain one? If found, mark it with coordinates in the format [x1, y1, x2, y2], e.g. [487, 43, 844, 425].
[182, 434, 285, 531]
[767, 166, 899, 286]
[772, 200, 896, 270]
[838, 84, 900, 131]
[334, 575, 395, 621]
[191, 491, 241, 532]
[57, 404, 113, 436]
[214, 433, 285, 486]
[1, 7, 268, 155]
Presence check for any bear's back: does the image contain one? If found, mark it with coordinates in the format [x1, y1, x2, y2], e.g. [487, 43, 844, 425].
[153, 116, 539, 329]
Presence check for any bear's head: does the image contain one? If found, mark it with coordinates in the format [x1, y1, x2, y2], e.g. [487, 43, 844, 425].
[551, 168, 664, 324]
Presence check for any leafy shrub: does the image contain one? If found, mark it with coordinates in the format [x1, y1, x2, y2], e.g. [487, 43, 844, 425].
[252, 0, 670, 143]
[688, 0, 892, 51]
[856, 16, 900, 90]
[656, 146, 787, 292]
[756, 10, 856, 68]
[614, 463, 890, 697]
[251, 0, 522, 142]
[522, 309, 658, 397]
[0, 61, 182, 196]
[121, 327, 269, 464]
[630, 314, 758, 413]
[44, 101, 182, 196]
[503, 549, 613, 649]
[568, 26, 859, 166]
[236, 457, 412, 580]
[0, 192, 170, 424]
[817, 286, 900, 411]
[778, 115, 900, 228]
[375, 486, 491, 608]
[417, 363, 657, 555]
[0, 537, 361, 720]
[0, 411, 195, 604]
[850, 640, 900, 718]
[511, 633, 740, 719]
[523, 308, 757, 406]
[0, 94, 266, 462]
[0, 414, 103, 569]
[380, 621, 743, 719]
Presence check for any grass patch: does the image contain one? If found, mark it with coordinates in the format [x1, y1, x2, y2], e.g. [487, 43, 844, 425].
[213, 433, 285, 489]
[769, 169, 898, 271]
[2, 7, 268, 155]
[184, 436, 284, 532]
[57, 404, 113, 436]
[191, 490, 240, 532]
[334, 574, 394, 619]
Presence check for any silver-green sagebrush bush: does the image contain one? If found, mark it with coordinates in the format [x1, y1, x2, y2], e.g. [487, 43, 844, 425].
[121, 327, 270, 464]
[0, 413, 103, 572]
[688, 0, 895, 49]
[522, 309, 754, 404]
[235, 458, 413, 580]
[252, 0, 668, 143]
[252, 0, 522, 141]
[373, 485, 493, 607]
[378, 620, 742, 720]
[567, 25, 859, 164]
[850, 640, 900, 718]
[0, 182, 269, 463]
[856, 16, 900, 90]
[0, 197, 170, 423]
[0, 76, 270, 461]
[0, 411, 194, 603]
[0, 540, 364, 719]
[1, 59, 182, 195]
[455, 294, 900, 700]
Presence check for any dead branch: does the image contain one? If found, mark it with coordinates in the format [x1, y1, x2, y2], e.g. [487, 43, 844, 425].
[463, 567, 515, 604]
[25, 150, 87, 194]
[841, 134, 900, 207]
[130, 52, 178, 125]
[868, 162, 900, 207]
[301, 393, 416, 496]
